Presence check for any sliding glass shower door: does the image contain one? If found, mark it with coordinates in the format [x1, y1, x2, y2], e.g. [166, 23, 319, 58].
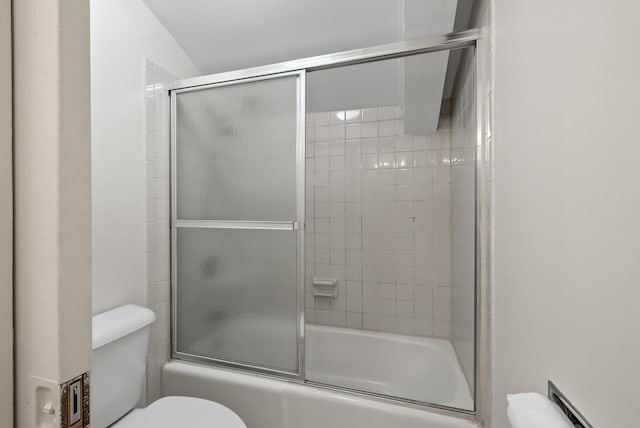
[171, 72, 305, 376]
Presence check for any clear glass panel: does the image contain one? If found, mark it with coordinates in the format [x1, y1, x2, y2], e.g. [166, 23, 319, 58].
[176, 227, 299, 373]
[304, 48, 476, 410]
[176, 75, 298, 221]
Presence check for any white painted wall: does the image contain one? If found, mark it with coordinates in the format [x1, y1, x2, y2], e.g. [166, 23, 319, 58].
[0, 0, 12, 425]
[13, 0, 92, 425]
[91, 0, 199, 314]
[492, 1, 640, 426]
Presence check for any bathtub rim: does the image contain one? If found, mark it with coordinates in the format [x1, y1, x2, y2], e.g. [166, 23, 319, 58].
[166, 357, 477, 422]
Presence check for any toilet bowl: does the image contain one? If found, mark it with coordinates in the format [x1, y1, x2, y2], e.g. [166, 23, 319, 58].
[92, 305, 246, 428]
[112, 396, 245, 427]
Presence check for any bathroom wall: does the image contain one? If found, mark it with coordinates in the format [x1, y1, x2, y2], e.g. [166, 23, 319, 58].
[90, 0, 199, 314]
[0, 0, 12, 423]
[143, 59, 175, 403]
[450, 50, 477, 392]
[13, 0, 92, 426]
[492, 1, 640, 427]
[304, 107, 454, 338]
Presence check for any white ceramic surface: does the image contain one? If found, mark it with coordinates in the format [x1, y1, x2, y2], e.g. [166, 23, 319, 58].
[93, 305, 246, 428]
[163, 361, 477, 428]
[112, 396, 246, 428]
[163, 324, 477, 428]
[92, 307, 155, 428]
[306, 324, 473, 409]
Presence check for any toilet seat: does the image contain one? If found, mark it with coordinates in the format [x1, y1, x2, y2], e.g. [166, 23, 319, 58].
[112, 396, 247, 428]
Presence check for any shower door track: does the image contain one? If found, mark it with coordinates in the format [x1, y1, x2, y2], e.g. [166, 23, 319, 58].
[167, 29, 480, 91]
[169, 27, 483, 418]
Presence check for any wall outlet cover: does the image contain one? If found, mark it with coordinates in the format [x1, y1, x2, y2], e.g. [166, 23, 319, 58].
[60, 373, 90, 428]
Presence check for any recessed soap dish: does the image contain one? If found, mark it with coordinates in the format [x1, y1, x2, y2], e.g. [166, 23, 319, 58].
[312, 277, 338, 298]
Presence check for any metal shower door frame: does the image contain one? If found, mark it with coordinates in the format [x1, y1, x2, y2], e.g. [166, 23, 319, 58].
[168, 28, 483, 417]
[170, 70, 307, 379]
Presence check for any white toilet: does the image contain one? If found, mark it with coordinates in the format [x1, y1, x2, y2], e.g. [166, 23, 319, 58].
[92, 304, 247, 428]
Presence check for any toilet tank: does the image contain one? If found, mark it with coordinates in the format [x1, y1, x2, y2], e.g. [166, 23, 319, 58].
[92, 305, 156, 428]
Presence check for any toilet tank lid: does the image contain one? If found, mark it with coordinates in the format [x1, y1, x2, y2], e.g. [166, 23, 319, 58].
[93, 304, 156, 350]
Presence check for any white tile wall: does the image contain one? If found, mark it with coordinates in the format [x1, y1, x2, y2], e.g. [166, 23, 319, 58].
[450, 51, 477, 389]
[305, 106, 453, 338]
[144, 58, 174, 402]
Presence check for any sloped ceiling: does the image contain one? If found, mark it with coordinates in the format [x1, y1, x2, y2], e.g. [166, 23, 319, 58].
[143, 0, 472, 131]
[143, 0, 459, 73]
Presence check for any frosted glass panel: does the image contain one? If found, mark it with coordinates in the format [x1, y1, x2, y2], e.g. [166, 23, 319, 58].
[176, 76, 298, 221]
[176, 228, 298, 373]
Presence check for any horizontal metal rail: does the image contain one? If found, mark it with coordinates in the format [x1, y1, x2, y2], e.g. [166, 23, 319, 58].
[174, 220, 299, 231]
[167, 29, 480, 91]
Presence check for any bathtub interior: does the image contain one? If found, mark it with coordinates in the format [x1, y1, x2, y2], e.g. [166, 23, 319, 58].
[305, 325, 473, 409]
[178, 320, 473, 410]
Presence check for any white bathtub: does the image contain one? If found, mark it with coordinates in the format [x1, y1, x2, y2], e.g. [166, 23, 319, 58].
[306, 325, 473, 410]
[164, 325, 476, 428]
[162, 361, 476, 428]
